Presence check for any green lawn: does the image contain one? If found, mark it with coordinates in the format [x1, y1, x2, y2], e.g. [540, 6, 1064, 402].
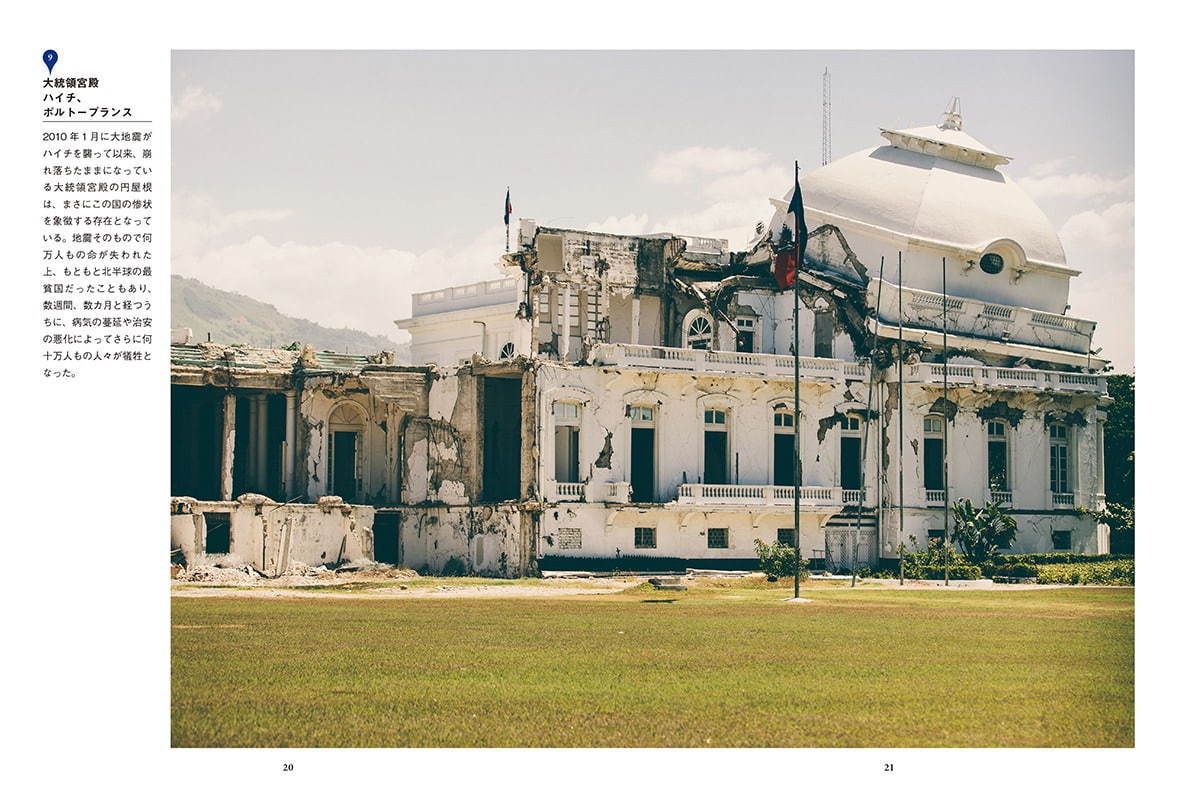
[172, 583, 1133, 747]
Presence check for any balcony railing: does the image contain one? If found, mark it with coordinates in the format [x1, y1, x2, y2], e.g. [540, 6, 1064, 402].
[676, 484, 861, 506]
[553, 482, 585, 500]
[872, 279, 1098, 355]
[1051, 492, 1076, 509]
[604, 481, 631, 503]
[593, 343, 869, 381]
[925, 489, 946, 505]
[893, 362, 1105, 395]
[988, 490, 1013, 506]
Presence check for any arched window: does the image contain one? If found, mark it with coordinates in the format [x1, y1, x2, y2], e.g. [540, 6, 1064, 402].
[499, 341, 515, 359]
[327, 401, 366, 501]
[684, 311, 713, 350]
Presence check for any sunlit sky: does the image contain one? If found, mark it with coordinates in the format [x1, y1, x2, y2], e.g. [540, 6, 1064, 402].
[172, 50, 1133, 371]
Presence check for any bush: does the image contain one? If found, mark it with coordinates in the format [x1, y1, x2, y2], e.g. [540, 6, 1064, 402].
[980, 562, 1038, 579]
[951, 499, 1017, 563]
[1035, 560, 1134, 586]
[753, 539, 810, 582]
[440, 556, 468, 577]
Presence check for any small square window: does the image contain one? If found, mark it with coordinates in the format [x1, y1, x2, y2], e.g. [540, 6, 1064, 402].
[707, 528, 729, 549]
[988, 421, 1007, 438]
[840, 415, 861, 431]
[777, 528, 797, 546]
[634, 527, 656, 549]
[558, 527, 582, 550]
[203, 512, 231, 555]
[923, 416, 943, 433]
[773, 410, 794, 428]
[1051, 530, 1071, 551]
[704, 409, 726, 425]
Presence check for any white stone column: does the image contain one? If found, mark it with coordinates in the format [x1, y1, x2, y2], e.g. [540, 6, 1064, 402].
[631, 296, 641, 344]
[220, 392, 236, 500]
[560, 284, 572, 361]
[284, 392, 297, 498]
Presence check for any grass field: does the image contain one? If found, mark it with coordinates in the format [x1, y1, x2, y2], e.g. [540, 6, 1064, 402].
[172, 581, 1133, 747]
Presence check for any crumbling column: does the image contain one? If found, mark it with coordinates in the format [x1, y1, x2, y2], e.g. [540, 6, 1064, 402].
[560, 283, 572, 361]
[246, 394, 260, 493]
[631, 296, 641, 344]
[220, 392, 236, 500]
[284, 391, 296, 498]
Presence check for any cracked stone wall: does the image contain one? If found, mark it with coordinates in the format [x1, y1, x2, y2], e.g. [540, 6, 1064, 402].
[395, 504, 533, 577]
[170, 496, 374, 572]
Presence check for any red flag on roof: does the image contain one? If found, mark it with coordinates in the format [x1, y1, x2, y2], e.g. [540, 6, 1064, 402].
[774, 168, 808, 289]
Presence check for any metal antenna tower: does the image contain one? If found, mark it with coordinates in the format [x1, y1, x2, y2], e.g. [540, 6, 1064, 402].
[822, 68, 832, 165]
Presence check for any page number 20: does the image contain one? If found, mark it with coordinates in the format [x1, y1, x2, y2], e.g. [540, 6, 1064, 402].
[283, 763, 294, 772]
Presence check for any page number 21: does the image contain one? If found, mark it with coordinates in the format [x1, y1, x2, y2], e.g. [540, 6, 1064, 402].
[884, 763, 894, 772]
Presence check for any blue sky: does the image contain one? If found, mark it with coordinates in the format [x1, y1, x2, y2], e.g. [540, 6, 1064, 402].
[172, 50, 1133, 370]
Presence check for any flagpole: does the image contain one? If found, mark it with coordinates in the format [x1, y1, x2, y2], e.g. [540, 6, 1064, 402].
[792, 160, 802, 601]
[943, 256, 951, 586]
[897, 250, 905, 587]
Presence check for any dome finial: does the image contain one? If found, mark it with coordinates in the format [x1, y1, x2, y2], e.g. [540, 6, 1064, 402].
[939, 96, 963, 131]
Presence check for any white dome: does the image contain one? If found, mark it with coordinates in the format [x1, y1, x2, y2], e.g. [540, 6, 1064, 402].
[777, 118, 1067, 270]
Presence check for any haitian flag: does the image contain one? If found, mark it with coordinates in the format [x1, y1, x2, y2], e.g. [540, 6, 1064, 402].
[504, 188, 512, 226]
[774, 170, 808, 289]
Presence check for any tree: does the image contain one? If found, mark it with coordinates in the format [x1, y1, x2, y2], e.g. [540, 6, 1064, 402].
[1104, 374, 1134, 508]
[950, 498, 1017, 563]
[753, 539, 809, 582]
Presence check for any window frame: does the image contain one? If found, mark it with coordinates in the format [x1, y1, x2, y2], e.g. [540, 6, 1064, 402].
[634, 526, 657, 550]
[707, 527, 729, 549]
[1048, 421, 1072, 495]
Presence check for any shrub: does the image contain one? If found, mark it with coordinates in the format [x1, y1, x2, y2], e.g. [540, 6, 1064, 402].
[980, 562, 1038, 579]
[1035, 560, 1134, 586]
[951, 499, 1017, 563]
[440, 556, 468, 577]
[753, 539, 810, 582]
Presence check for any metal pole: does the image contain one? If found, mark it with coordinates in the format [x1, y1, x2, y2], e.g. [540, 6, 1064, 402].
[897, 250, 905, 586]
[943, 256, 951, 586]
[852, 259, 886, 587]
[793, 162, 803, 601]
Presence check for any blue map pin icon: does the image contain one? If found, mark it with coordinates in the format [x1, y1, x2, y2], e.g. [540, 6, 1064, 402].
[43, 50, 58, 75]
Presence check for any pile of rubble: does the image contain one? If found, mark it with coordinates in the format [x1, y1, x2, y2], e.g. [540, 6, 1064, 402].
[173, 558, 419, 585]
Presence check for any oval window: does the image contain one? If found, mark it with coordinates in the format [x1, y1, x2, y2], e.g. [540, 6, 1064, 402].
[980, 253, 1004, 274]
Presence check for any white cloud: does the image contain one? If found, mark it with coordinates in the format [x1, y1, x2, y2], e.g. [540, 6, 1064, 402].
[648, 146, 770, 184]
[172, 86, 223, 122]
[583, 213, 650, 235]
[1026, 157, 1076, 178]
[173, 196, 507, 340]
[1057, 201, 1135, 372]
[1017, 171, 1133, 201]
[1059, 201, 1135, 255]
[173, 193, 293, 257]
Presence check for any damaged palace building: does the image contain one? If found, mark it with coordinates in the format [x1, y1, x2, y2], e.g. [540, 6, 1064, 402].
[171, 108, 1113, 575]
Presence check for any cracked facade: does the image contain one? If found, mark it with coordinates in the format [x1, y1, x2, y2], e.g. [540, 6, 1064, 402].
[171, 107, 1114, 575]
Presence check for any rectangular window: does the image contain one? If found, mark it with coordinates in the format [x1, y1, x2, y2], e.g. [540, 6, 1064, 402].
[1049, 424, 1071, 494]
[555, 425, 580, 483]
[704, 409, 726, 425]
[987, 421, 1010, 492]
[773, 432, 796, 486]
[814, 311, 834, 358]
[923, 437, 945, 490]
[1051, 530, 1072, 551]
[634, 527, 656, 549]
[736, 317, 756, 353]
[628, 405, 654, 423]
[777, 528, 797, 547]
[707, 528, 729, 549]
[558, 527, 582, 550]
[203, 512, 231, 555]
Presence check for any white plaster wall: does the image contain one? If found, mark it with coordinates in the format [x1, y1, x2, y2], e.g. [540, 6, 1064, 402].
[399, 505, 525, 577]
[539, 504, 832, 562]
[170, 499, 374, 571]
